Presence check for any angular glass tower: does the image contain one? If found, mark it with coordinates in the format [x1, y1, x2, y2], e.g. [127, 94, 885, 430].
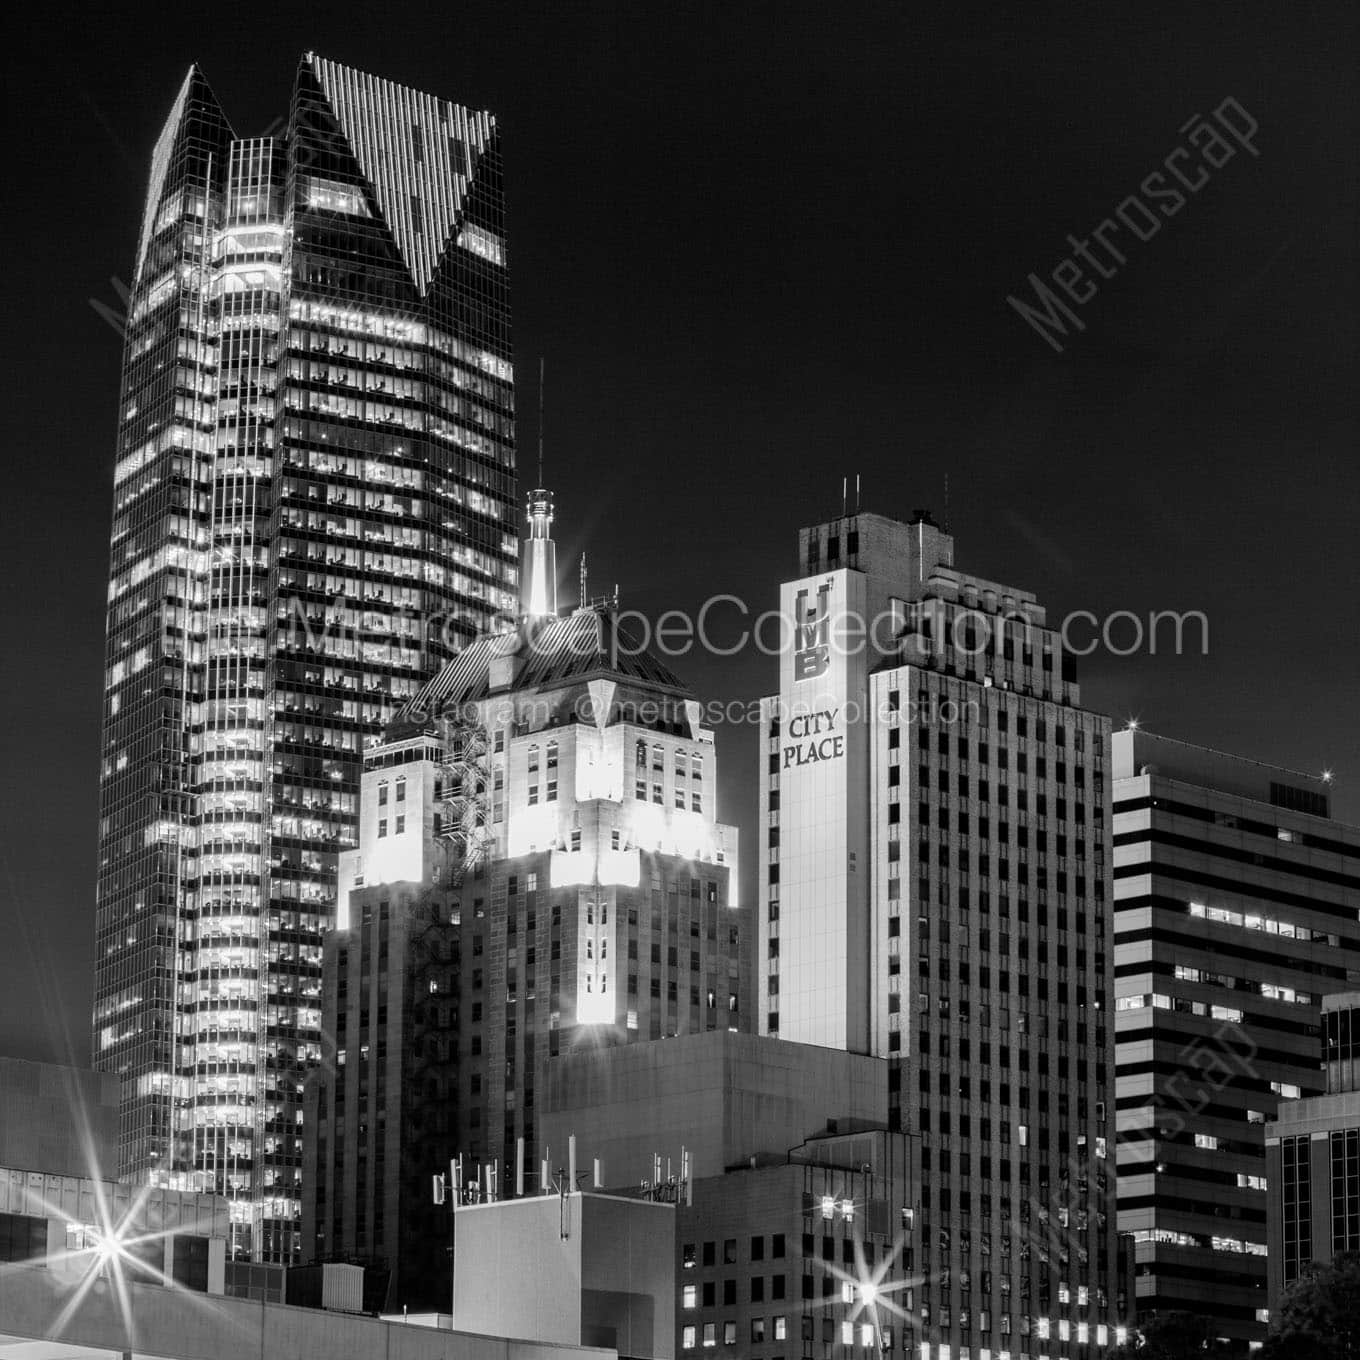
[94, 54, 517, 1262]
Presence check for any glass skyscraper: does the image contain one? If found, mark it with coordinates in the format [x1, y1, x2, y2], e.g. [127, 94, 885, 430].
[94, 53, 517, 1262]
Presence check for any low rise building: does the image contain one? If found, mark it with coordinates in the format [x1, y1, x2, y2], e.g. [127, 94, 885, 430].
[1266, 990, 1360, 1307]
[453, 1191, 675, 1359]
[0, 1256, 614, 1360]
[540, 1032, 943, 1360]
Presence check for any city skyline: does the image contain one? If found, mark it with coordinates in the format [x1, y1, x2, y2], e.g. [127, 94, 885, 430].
[4, 8, 1356, 1079]
[0, 11, 1356, 1353]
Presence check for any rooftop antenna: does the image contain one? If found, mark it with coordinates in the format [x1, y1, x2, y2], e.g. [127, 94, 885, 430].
[841, 476, 847, 516]
[855, 473, 861, 514]
[579, 553, 588, 609]
[537, 356, 545, 486]
[944, 472, 951, 532]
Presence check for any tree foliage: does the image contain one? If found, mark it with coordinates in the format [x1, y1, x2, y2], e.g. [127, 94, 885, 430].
[1261, 1251, 1360, 1360]
[1109, 1311, 1230, 1359]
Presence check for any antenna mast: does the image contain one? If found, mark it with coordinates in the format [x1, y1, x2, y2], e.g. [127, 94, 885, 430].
[537, 356, 545, 486]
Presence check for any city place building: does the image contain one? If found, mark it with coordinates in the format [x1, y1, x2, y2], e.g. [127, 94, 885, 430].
[1266, 991, 1360, 1308]
[303, 493, 747, 1305]
[1112, 730, 1360, 1352]
[759, 509, 1122, 1357]
[93, 53, 517, 1261]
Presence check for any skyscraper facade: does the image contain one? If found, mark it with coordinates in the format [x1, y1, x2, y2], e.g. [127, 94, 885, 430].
[1111, 730, 1360, 1352]
[94, 54, 517, 1261]
[760, 510, 1122, 1357]
[303, 500, 746, 1299]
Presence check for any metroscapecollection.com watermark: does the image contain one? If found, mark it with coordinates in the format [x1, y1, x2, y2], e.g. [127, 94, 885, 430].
[1008, 97, 1260, 353]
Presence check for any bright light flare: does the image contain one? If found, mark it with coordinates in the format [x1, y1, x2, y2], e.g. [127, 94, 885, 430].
[815, 1229, 926, 1341]
[0, 1072, 231, 1346]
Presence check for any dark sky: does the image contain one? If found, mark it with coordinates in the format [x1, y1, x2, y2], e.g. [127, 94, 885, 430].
[3, 0, 1357, 1066]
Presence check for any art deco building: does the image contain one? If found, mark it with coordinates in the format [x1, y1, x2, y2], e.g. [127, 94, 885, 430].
[759, 510, 1122, 1358]
[302, 493, 746, 1305]
[93, 54, 516, 1261]
[1112, 731, 1360, 1352]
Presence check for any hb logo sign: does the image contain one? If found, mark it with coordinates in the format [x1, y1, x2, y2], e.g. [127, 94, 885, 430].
[794, 583, 832, 681]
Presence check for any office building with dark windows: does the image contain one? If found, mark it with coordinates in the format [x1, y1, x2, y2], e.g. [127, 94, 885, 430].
[1265, 991, 1360, 1310]
[759, 509, 1122, 1359]
[1111, 730, 1360, 1353]
[93, 53, 517, 1262]
[303, 493, 746, 1304]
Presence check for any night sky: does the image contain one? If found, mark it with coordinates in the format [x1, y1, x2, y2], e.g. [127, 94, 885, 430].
[3, 1, 1356, 1066]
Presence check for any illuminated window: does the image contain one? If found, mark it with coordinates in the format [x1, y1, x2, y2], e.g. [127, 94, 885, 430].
[683, 1285, 697, 1308]
[682, 1326, 696, 1350]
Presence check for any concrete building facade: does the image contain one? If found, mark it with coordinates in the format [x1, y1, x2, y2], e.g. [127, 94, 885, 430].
[453, 1191, 676, 1359]
[0, 1057, 121, 1180]
[1111, 730, 1360, 1351]
[0, 1256, 613, 1360]
[541, 1031, 886, 1187]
